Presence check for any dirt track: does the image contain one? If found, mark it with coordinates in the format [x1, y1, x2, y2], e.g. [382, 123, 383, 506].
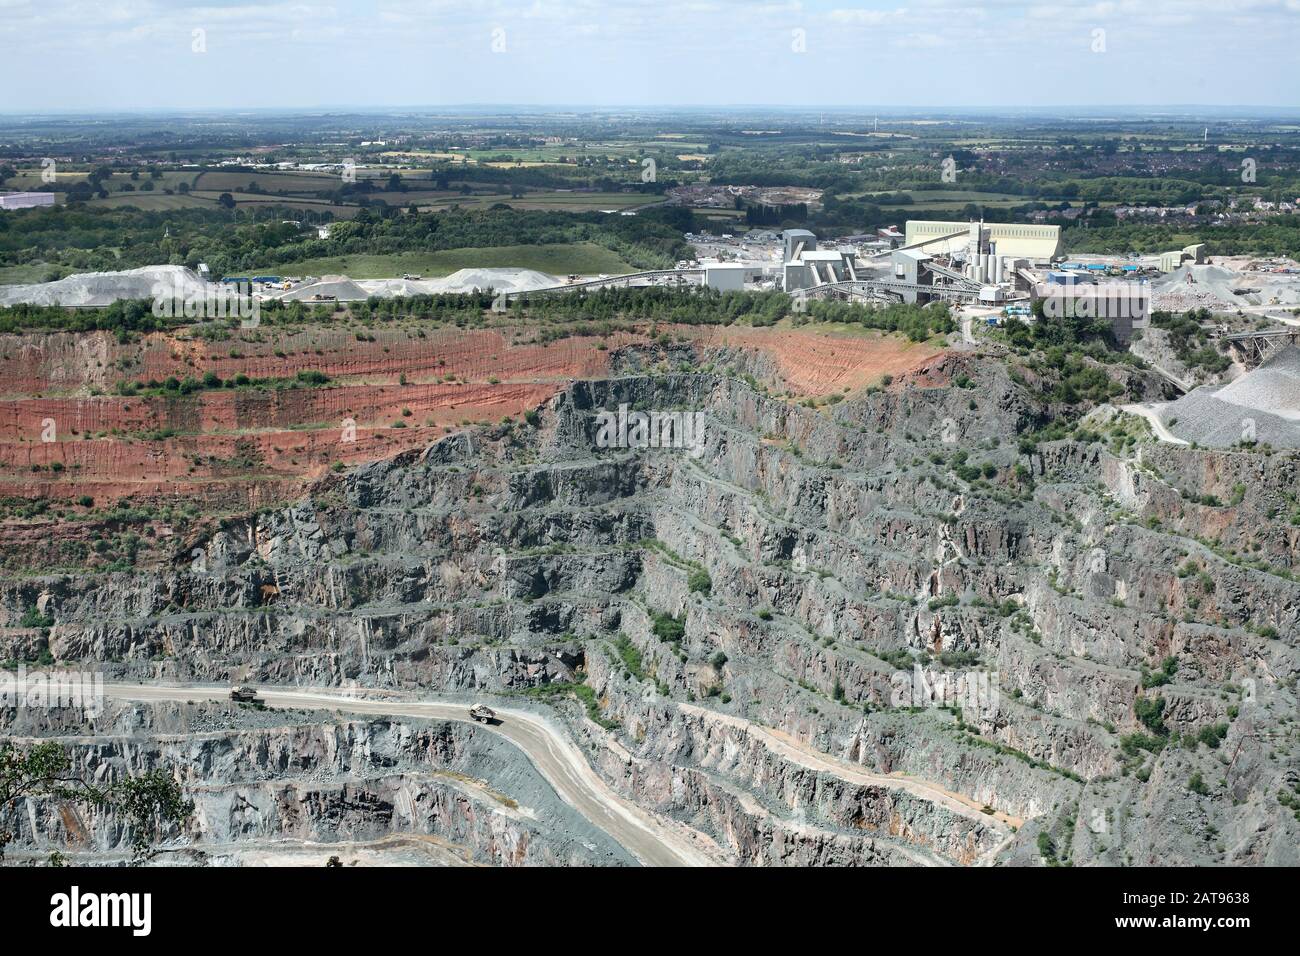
[95, 681, 720, 868]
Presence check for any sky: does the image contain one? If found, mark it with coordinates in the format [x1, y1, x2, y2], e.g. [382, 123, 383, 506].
[1, 0, 1298, 112]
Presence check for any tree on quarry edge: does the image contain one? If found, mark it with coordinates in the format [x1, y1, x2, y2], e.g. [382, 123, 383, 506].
[0, 741, 195, 865]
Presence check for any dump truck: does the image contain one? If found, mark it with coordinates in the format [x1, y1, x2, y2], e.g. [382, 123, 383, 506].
[468, 704, 496, 725]
[230, 685, 262, 704]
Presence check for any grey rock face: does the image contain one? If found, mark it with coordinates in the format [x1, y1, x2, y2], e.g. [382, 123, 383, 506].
[3, 355, 1296, 866]
[1, 701, 632, 866]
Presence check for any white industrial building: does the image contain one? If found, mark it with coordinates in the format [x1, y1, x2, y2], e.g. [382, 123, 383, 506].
[782, 229, 817, 263]
[0, 191, 56, 210]
[904, 220, 1061, 263]
[703, 262, 749, 291]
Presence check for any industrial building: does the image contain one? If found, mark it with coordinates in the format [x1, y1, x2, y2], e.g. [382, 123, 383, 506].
[781, 229, 857, 291]
[1158, 243, 1206, 272]
[783, 228, 817, 263]
[703, 262, 749, 291]
[0, 191, 56, 210]
[903, 220, 1061, 262]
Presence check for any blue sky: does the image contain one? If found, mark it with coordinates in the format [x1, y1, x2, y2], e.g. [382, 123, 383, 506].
[1, 1, 1298, 111]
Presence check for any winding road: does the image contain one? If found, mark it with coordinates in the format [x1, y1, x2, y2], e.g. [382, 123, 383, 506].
[33, 681, 1022, 867]
[1121, 402, 1190, 445]
[94, 682, 716, 868]
[677, 702, 1023, 832]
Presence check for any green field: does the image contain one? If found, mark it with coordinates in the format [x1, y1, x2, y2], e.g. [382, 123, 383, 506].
[468, 146, 629, 163]
[187, 169, 654, 214]
[3, 170, 88, 189]
[0, 262, 64, 284]
[104, 170, 198, 192]
[898, 199, 1027, 210]
[402, 191, 654, 213]
[191, 189, 335, 206]
[89, 193, 212, 211]
[250, 242, 636, 279]
[193, 170, 342, 193]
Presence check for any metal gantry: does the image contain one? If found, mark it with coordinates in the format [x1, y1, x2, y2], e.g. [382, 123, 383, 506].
[1223, 328, 1300, 368]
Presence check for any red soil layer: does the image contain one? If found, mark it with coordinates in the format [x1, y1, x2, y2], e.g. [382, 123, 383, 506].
[0, 323, 948, 507]
[682, 326, 946, 396]
[0, 328, 617, 505]
[0, 381, 564, 439]
[898, 351, 961, 389]
[0, 327, 621, 396]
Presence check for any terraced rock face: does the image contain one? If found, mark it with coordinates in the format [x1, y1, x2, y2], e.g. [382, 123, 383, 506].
[2, 346, 1298, 866]
[1, 701, 633, 866]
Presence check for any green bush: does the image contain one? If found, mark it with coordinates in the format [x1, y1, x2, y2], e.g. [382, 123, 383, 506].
[1141, 656, 1179, 689]
[19, 606, 54, 629]
[1134, 696, 1167, 735]
[1196, 723, 1229, 749]
[1037, 831, 1059, 865]
[651, 611, 685, 643]
[688, 568, 712, 595]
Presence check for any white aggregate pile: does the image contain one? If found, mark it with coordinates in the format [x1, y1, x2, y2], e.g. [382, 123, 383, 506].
[0, 265, 212, 307]
[423, 268, 561, 294]
[277, 267, 561, 301]
[276, 275, 371, 302]
[1215, 346, 1300, 418]
[1159, 345, 1300, 447]
[1151, 263, 1300, 311]
[2, 264, 568, 308]
[356, 278, 439, 297]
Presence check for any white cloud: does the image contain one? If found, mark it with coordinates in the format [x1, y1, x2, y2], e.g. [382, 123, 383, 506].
[0, 0, 1297, 109]
[828, 7, 907, 25]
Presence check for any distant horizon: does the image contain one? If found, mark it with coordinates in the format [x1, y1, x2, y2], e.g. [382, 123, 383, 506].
[2, 104, 1300, 120]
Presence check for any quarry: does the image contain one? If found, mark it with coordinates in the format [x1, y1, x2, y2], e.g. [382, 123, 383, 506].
[1, 224, 1298, 870]
[0, 310, 1296, 867]
[2, 5, 1296, 937]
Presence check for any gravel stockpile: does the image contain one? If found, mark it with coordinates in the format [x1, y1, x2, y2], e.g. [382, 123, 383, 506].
[356, 278, 441, 297]
[1151, 263, 1300, 311]
[1159, 389, 1300, 447]
[1215, 345, 1300, 417]
[1159, 346, 1300, 447]
[3, 265, 569, 308]
[0, 264, 212, 307]
[276, 275, 371, 301]
[425, 267, 560, 294]
[279, 268, 560, 301]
